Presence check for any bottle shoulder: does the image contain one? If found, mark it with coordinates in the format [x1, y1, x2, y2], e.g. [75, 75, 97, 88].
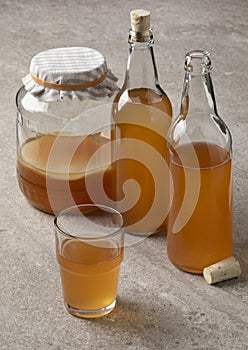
[114, 87, 172, 114]
[167, 112, 232, 153]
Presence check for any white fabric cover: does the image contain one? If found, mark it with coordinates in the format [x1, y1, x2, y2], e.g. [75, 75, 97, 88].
[22, 47, 119, 102]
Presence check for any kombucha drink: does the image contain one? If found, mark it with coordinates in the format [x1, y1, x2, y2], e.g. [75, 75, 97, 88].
[17, 133, 112, 213]
[112, 88, 172, 234]
[57, 239, 123, 316]
[167, 142, 233, 273]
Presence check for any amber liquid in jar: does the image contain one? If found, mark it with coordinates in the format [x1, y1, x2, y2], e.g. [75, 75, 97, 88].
[112, 87, 172, 234]
[167, 142, 233, 273]
[17, 133, 112, 214]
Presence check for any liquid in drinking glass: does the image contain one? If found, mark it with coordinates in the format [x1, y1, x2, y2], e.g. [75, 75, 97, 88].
[57, 239, 123, 318]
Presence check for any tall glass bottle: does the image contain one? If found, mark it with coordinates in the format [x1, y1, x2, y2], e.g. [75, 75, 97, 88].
[167, 50, 233, 273]
[112, 9, 173, 235]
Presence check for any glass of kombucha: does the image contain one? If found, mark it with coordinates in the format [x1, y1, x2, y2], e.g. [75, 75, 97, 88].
[54, 204, 124, 318]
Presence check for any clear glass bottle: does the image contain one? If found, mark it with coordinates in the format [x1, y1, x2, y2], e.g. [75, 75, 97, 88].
[167, 50, 233, 273]
[112, 9, 173, 235]
[16, 47, 118, 214]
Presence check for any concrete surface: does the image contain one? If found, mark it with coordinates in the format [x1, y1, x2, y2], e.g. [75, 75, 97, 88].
[1, 0, 248, 349]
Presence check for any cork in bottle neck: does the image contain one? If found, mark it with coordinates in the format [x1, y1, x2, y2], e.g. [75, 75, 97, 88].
[130, 9, 152, 43]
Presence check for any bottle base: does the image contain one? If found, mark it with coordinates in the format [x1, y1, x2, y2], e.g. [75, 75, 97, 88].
[126, 228, 165, 236]
[169, 260, 203, 275]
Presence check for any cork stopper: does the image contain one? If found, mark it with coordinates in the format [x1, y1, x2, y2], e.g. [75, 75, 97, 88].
[130, 9, 150, 32]
[130, 9, 151, 42]
[203, 257, 241, 284]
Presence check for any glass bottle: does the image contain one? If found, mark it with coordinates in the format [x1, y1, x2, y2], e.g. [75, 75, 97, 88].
[112, 9, 173, 235]
[167, 50, 233, 273]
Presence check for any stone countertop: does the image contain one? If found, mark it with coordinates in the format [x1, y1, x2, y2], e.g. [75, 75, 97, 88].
[1, 1, 248, 349]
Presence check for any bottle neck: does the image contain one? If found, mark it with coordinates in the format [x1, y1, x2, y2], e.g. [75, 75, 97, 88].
[169, 50, 232, 153]
[123, 30, 161, 92]
[180, 50, 218, 117]
[180, 71, 218, 117]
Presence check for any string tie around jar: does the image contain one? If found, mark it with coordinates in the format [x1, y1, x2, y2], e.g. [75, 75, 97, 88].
[30, 71, 108, 91]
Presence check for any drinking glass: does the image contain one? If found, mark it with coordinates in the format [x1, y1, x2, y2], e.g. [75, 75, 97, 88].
[54, 204, 124, 318]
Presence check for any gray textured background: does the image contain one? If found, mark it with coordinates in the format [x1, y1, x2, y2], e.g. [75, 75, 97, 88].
[1, 0, 248, 349]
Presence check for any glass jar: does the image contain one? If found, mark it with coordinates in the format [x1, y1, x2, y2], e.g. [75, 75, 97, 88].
[16, 47, 118, 214]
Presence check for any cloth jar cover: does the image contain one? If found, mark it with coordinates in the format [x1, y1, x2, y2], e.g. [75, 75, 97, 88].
[22, 47, 119, 102]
